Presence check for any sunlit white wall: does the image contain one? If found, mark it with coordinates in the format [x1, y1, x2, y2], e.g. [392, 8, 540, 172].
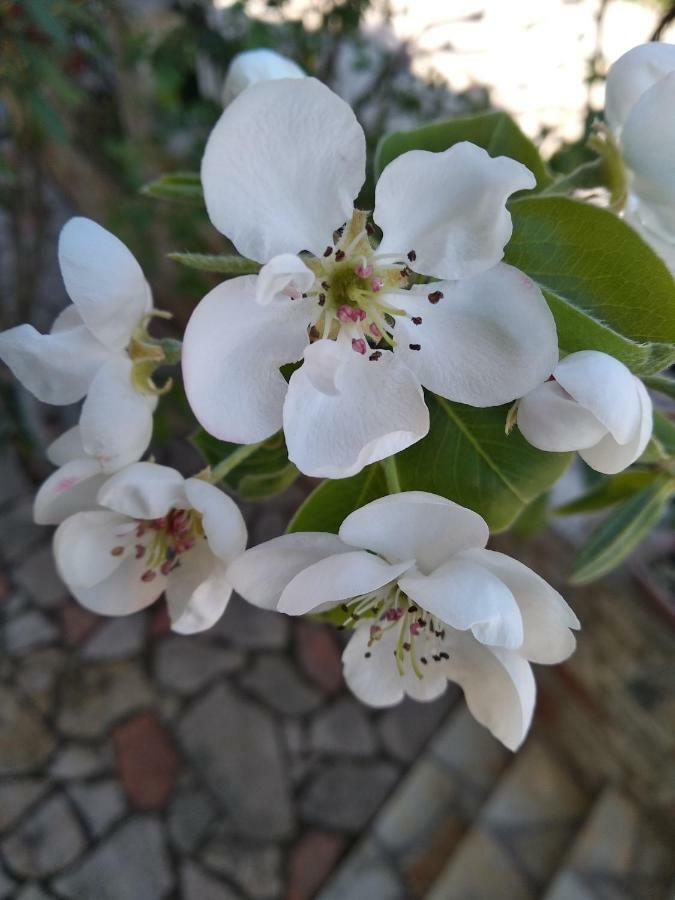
[213, 0, 674, 148]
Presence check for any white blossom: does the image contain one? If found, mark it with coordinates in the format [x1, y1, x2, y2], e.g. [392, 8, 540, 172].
[517, 350, 652, 474]
[222, 48, 305, 106]
[606, 42, 675, 269]
[227, 491, 578, 750]
[0, 218, 159, 473]
[54, 462, 247, 634]
[182, 77, 558, 478]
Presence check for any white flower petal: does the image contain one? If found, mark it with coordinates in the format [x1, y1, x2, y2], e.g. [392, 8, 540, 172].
[605, 42, 675, 135]
[444, 633, 536, 751]
[182, 275, 313, 444]
[580, 377, 653, 474]
[0, 323, 111, 405]
[624, 201, 675, 274]
[553, 351, 642, 444]
[343, 622, 449, 707]
[53, 510, 135, 589]
[50, 305, 83, 333]
[166, 540, 232, 634]
[339, 491, 488, 573]
[201, 78, 366, 261]
[97, 462, 187, 520]
[394, 263, 558, 407]
[34, 458, 106, 526]
[58, 546, 165, 616]
[79, 357, 156, 473]
[256, 254, 315, 306]
[374, 142, 535, 280]
[517, 380, 609, 452]
[283, 340, 429, 478]
[621, 71, 675, 236]
[58, 217, 152, 351]
[342, 623, 406, 707]
[459, 548, 578, 664]
[184, 478, 247, 564]
[226, 532, 353, 611]
[400, 559, 524, 649]
[222, 48, 305, 106]
[47, 426, 86, 466]
[277, 550, 414, 616]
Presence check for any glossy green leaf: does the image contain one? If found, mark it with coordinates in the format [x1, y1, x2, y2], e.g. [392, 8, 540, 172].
[394, 396, 571, 532]
[191, 429, 299, 500]
[555, 470, 659, 515]
[643, 374, 675, 401]
[289, 464, 388, 534]
[374, 110, 552, 188]
[505, 196, 675, 375]
[168, 252, 260, 274]
[570, 478, 675, 584]
[141, 171, 203, 204]
[640, 410, 675, 463]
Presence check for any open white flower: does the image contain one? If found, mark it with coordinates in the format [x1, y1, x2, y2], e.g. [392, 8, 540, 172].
[517, 350, 653, 474]
[183, 77, 558, 479]
[54, 462, 247, 634]
[228, 491, 578, 750]
[222, 48, 305, 106]
[606, 43, 675, 255]
[0, 217, 160, 473]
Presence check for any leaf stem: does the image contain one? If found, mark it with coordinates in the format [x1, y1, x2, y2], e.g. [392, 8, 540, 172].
[381, 456, 402, 494]
[210, 442, 263, 484]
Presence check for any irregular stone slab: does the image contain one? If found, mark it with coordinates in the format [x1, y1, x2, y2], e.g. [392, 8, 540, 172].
[287, 831, 347, 900]
[168, 788, 216, 853]
[57, 661, 153, 739]
[294, 621, 343, 695]
[15, 648, 67, 713]
[180, 684, 294, 839]
[0, 686, 55, 775]
[201, 838, 282, 900]
[81, 616, 146, 660]
[52, 816, 172, 900]
[301, 761, 399, 832]
[61, 600, 99, 647]
[0, 778, 47, 833]
[1, 793, 85, 877]
[181, 862, 242, 900]
[155, 635, 245, 694]
[316, 837, 405, 900]
[13, 886, 53, 900]
[4, 611, 58, 654]
[49, 744, 112, 780]
[14, 545, 66, 608]
[310, 699, 377, 757]
[0, 865, 16, 899]
[68, 780, 126, 837]
[378, 691, 457, 763]
[0, 501, 44, 564]
[213, 595, 288, 649]
[240, 656, 322, 716]
[113, 712, 182, 810]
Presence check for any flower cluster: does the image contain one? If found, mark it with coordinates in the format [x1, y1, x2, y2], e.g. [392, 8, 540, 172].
[606, 43, 675, 273]
[0, 45, 666, 751]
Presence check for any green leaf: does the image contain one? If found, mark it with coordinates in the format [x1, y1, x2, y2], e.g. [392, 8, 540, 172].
[394, 396, 571, 532]
[555, 469, 659, 515]
[640, 410, 675, 463]
[141, 172, 203, 204]
[191, 430, 299, 500]
[374, 110, 552, 188]
[570, 478, 674, 584]
[168, 252, 260, 275]
[505, 196, 675, 376]
[643, 374, 675, 401]
[289, 464, 388, 534]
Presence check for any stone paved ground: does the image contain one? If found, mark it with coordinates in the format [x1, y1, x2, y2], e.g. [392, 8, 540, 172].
[2, 416, 675, 899]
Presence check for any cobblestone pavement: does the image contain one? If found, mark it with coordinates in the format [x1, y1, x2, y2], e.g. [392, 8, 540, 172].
[2, 424, 675, 900]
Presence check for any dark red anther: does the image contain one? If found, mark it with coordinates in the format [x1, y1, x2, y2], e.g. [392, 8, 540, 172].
[407, 250, 417, 262]
[408, 343, 421, 351]
[323, 246, 333, 257]
[427, 291, 443, 304]
[335, 249, 346, 262]
[369, 351, 382, 361]
[141, 570, 157, 582]
[411, 316, 422, 325]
